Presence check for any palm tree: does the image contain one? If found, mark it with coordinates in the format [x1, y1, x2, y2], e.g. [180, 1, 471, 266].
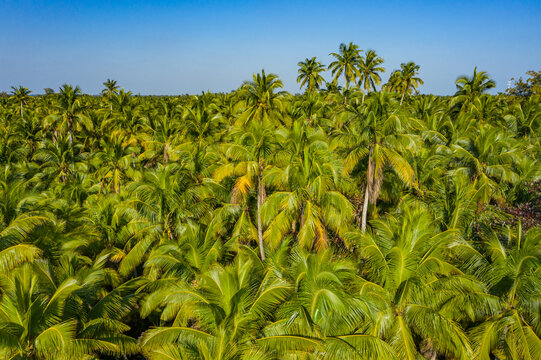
[262, 121, 354, 250]
[358, 50, 385, 102]
[102, 78, 120, 111]
[139, 255, 292, 359]
[385, 62, 424, 105]
[238, 70, 285, 126]
[447, 125, 520, 205]
[338, 92, 416, 232]
[454, 67, 495, 107]
[213, 123, 277, 260]
[297, 57, 326, 94]
[92, 133, 136, 193]
[457, 224, 541, 359]
[45, 84, 89, 145]
[328, 42, 363, 90]
[0, 263, 137, 359]
[356, 200, 474, 359]
[10, 85, 32, 120]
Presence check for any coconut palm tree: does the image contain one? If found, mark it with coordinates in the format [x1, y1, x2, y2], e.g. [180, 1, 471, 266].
[355, 200, 474, 359]
[328, 42, 363, 90]
[358, 50, 385, 102]
[213, 123, 278, 260]
[385, 62, 424, 105]
[10, 85, 32, 121]
[447, 125, 521, 205]
[238, 70, 285, 126]
[454, 67, 496, 108]
[262, 121, 354, 250]
[45, 84, 90, 145]
[458, 224, 541, 359]
[0, 263, 137, 359]
[139, 254, 292, 359]
[297, 57, 326, 94]
[102, 78, 120, 111]
[338, 92, 416, 232]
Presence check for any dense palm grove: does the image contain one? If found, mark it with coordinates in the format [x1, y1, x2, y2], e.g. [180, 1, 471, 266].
[1, 43, 540, 360]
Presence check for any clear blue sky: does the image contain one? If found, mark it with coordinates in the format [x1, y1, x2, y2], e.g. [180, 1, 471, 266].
[1, 0, 540, 95]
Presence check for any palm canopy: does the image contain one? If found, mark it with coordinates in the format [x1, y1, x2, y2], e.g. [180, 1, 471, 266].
[337, 92, 416, 231]
[238, 70, 285, 127]
[0, 43, 539, 360]
[455, 67, 495, 98]
[328, 42, 363, 90]
[385, 62, 424, 105]
[10, 85, 32, 120]
[297, 57, 326, 93]
[358, 50, 385, 97]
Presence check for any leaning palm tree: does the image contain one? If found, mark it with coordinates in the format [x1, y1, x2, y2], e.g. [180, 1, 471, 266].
[358, 50, 385, 102]
[297, 57, 326, 94]
[10, 85, 32, 120]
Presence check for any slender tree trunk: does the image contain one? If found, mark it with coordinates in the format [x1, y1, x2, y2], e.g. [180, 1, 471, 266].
[361, 182, 370, 233]
[68, 115, 74, 145]
[362, 91, 366, 104]
[163, 142, 169, 164]
[361, 147, 374, 232]
[343, 74, 348, 105]
[20, 101, 24, 120]
[400, 90, 406, 105]
[257, 161, 266, 260]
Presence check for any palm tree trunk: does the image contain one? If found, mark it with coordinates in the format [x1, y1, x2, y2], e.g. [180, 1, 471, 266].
[20, 101, 24, 120]
[343, 74, 348, 105]
[361, 182, 370, 233]
[400, 90, 406, 105]
[257, 162, 266, 260]
[361, 147, 374, 232]
[163, 142, 169, 164]
[67, 115, 74, 145]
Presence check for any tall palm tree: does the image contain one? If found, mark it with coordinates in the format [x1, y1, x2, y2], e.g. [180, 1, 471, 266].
[102, 78, 120, 111]
[297, 57, 326, 94]
[328, 42, 363, 91]
[385, 62, 424, 105]
[238, 70, 285, 126]
[358, 50, 385, 102]
[455, 67, 495, 102]
[262, 121, 353, 250]
[339, 92, 416, 232]
[45, 84, 89, 145]
[10, 85, 32, 120]
[213, 123, 277, 260]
